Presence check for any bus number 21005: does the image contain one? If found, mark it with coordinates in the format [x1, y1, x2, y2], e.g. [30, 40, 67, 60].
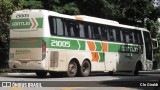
[51, 40, 70, 48]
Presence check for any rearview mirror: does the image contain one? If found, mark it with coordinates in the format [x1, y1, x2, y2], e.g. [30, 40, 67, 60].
[152, 38, 159, 49]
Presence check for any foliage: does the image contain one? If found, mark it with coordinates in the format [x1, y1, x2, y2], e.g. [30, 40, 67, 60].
[76, 0, 115, 18]
[41, 0, 80, 15]
[0, 0, 24, 68]
[23, 0, 43, 9]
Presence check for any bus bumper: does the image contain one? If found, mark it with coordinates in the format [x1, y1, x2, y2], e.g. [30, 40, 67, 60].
[8, 60, 48, 71]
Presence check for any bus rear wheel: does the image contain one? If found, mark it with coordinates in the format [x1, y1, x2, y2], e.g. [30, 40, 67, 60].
[133, 62, 142, 76]
[67, 61, 77, 77]
[79, 60, 91, 77]
[36, 71, 47, 78]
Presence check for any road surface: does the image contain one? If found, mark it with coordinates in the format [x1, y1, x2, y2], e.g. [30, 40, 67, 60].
[0, 71, 160, 90]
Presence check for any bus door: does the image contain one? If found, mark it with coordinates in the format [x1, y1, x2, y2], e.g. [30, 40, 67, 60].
[143, 31, 153, 70]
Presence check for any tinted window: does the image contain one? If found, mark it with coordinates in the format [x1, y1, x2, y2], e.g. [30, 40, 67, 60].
[134, 30, 143, 44]
[64, 19, 79, 37]
[56, 18, 64, 36]
[92, 24, 101, 40]
[49, 16, 57, 35]
[100, 25, 108, 40]
[79, 23, 85, 38]
[108, 27, 116, 41]
[84, 23, 92, 39]
[115, 28, 121, 42]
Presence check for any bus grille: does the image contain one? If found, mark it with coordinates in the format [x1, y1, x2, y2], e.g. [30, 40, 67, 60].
[50, 51, 59, 67]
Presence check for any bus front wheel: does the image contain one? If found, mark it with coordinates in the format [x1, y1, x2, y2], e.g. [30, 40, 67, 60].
[133, 62, 142, 76]
[67, 61, 77, 77]
[36, 71, 47, 78]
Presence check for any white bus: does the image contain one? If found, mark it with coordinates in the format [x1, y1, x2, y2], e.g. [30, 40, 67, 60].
[9, 9, 154, 77]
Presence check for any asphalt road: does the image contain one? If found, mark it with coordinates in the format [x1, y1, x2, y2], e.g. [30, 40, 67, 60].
[0, 71, 160, 90]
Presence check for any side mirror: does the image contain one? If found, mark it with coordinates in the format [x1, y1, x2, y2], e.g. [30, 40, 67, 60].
[152, 38, 159, 49]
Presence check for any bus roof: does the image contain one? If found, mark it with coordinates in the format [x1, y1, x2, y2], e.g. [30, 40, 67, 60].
[13, 9, 149, 32]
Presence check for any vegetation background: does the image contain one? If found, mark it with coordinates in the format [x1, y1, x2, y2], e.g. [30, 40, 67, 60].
[0, 0, 160, 70]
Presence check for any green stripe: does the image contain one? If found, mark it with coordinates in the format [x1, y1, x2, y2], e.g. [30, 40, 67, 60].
[99, 52, 104, 62]
[95, 42, 102, 51]
[36, 18, 43, 28]
[108, 43, 121, 52]
[79, 41, 85, 50]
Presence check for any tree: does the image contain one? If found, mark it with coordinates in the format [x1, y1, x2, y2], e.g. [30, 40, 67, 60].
[0, 0, 24, 68]
[41, 0, 80, 15]
[109, 0, 154, 27]
[23, 0, 43, 9]
[76, 0, 115, 18]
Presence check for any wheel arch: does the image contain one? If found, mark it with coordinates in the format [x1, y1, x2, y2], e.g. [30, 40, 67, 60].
[135, 60, 143, 71]
[69, 58, 80, 69]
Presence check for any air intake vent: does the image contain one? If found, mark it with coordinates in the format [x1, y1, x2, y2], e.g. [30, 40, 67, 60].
[50, 51, 59, 67]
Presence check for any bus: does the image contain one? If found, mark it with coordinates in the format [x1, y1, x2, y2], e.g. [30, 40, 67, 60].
[9, 9, 154, 77]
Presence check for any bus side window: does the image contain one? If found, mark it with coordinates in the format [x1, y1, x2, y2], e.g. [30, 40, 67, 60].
[72, 22, 80, 37]
[108, 27, 115, 41]
[134, 31, 139, 44]
[128, 31, 134, 43]
[62, 19, 68, 36]
[134, 31, 143, 44]
[92, 24, 101, 40]
[49, 16, 57, 35]
[64, 20, 71, 36]
[100, 25, 108, 40]
[115, 28, 121, 42]
[79, 23, 85, 38]
[84, 23, 92, 39]
[56, 18, 64, 36]
[122, 30, 127, 43]
[125, 30, 132, 43]
[64, 20, 80, 37]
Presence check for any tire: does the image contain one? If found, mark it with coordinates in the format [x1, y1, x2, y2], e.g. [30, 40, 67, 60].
[133, 62, 142, 76]
[79, 60, 91, 77]
[133, 69, 139, 76]
[36, 71, 47, 78]
[67, 61, 77, 77]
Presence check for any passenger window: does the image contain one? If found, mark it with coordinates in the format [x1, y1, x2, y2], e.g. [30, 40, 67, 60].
[56, 18, 64, 36]
[84, 23, 92, 39]
[49, 16, 65, 36]
[79, 23, 85, 38]
[101, 26, 108, 40]
[115, 29, 121, 42]
[134, 31, 143, 44]
[49, 16, 57, 35]
[63, 19, 80, 37]
[108, 27, 115, 41]
[128, 31, 134, 43]
[92, 25, 101, 40]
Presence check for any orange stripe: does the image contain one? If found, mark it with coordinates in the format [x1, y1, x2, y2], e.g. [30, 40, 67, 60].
[87, 41, 95, 51]
[102, 42, 108, 52]
[31, 18, 36, 28]
[75, 16, 83, 21]
[91, 52, 99, 62]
